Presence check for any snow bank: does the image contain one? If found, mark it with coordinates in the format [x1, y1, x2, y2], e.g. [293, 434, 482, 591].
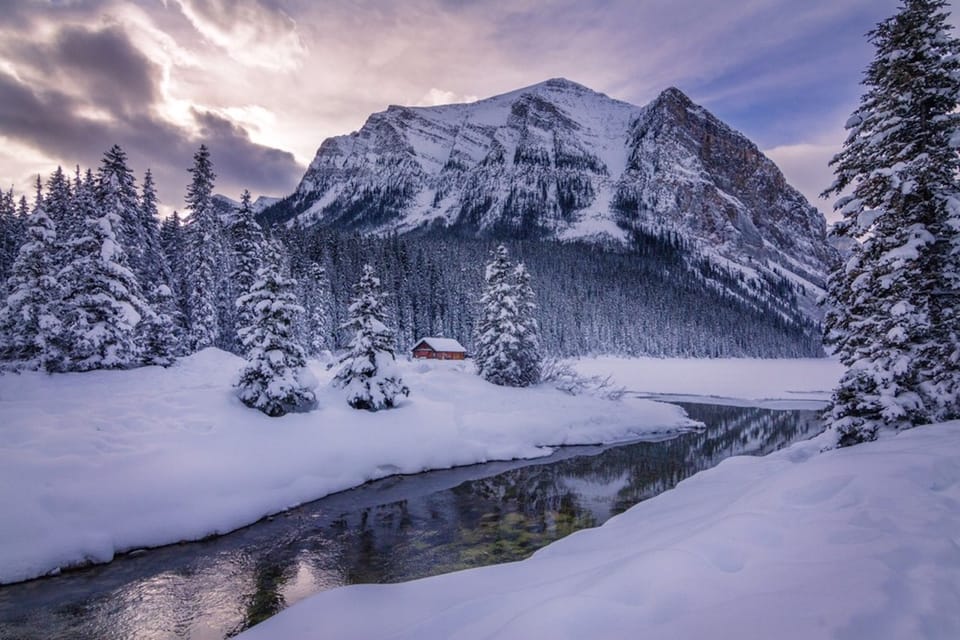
[574, 356, 844, 406]
[238, 421, 960, 640]
[0, 349, 694, 584]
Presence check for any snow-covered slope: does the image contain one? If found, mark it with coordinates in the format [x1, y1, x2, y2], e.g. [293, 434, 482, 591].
[263, 78, 835, 292]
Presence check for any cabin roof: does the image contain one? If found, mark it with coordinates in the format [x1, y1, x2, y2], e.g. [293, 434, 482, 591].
[412, 337, 467, 353]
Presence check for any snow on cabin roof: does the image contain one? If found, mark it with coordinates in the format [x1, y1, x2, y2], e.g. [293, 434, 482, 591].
[413, 337, 467, 353]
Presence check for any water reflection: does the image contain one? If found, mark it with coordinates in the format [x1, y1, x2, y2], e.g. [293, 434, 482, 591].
[0, 404, 820, 640]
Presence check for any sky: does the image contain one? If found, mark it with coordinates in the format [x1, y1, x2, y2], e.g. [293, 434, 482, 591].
[0, 0, 955, 219]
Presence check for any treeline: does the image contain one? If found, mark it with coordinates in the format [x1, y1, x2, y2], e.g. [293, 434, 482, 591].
[279, 226, 824, 358]
[0, 144, 823, 374]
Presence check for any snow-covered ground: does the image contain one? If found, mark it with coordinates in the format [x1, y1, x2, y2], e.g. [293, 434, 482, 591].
[574, 355, 844, 407]
[239, 419, 960, 640]
[0, 349, 700, 585]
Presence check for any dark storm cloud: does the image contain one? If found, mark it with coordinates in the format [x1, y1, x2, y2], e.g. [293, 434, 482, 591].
[9, 24, 159, 114]
[54, 25, 160, 112]
[191, 110, 303, 199]
[0, 19, 303, 206]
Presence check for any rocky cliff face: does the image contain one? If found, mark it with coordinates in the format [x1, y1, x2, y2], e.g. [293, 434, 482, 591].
[262, 78, 835, 293]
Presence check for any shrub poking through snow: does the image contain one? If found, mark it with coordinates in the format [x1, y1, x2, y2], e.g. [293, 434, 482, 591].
[541, 358, 626, 400]
[236, 259, 316, 417]
[333, 264, 409, 411]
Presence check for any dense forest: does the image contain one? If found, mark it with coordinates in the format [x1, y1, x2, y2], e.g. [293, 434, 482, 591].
[280, 226, 823, 358]
[0, 143, 823, 375]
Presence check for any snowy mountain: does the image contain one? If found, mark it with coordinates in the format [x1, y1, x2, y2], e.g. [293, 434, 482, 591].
[260, 78, 835, 294]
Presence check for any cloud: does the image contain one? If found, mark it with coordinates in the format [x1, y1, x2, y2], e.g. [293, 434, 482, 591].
[0, 12, 304, 210]
[765, 140, 844, 222]
[0, 0, 924, 221]
[173, 0, 306, 71]
[414, 88, 479, 107]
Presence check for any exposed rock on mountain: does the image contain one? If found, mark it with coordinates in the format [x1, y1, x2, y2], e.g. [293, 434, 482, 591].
[260, 78, 836, 321]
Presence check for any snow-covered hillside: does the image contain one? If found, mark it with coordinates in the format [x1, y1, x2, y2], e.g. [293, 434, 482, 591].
[238, 418, 960, 640]
[263, 78, 835, 295]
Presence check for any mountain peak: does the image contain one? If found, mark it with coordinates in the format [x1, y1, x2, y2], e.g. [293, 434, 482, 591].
[654, 86, 694, 107]
[266, 78, 834, 297]
[539, 77, 591, 91]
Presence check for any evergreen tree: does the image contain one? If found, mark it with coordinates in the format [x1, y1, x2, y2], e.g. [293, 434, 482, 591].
[183, 145, 223, 352]
[0, 187, 23, 285]
[138, 170, 173, 292]
[513, 262, 542, 386]
[301, 261, 332, 357]
[58, 170, 150, 371]
[97, 145, 145, 278]
[138, 170, 180, 365]
[0, 198, 63, 370]
[235, 256, 316, 417]
[159, 209, 189, 347]
[231, 189, 264, 351]
[822, 0, 960, 445]
[474, 245, 528, 387]
[333, 264, 409, 410]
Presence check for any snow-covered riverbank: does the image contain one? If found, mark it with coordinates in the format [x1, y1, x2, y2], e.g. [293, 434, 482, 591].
[239, 417, 960, 640]
[0, 349, 704, 585]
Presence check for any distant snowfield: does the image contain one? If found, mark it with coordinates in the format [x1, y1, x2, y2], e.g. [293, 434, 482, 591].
[574, 355, 845, 408]
[0, 349, 708, 585]
[238, 419, 960, 640]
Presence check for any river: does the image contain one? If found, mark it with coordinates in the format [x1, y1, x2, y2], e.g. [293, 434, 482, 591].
[0, 403, 821, 640]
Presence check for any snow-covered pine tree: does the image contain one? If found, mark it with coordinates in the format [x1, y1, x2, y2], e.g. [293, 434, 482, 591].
[514, 262, 542, 386]
[822, 0, 960, 445]
[97, 145, 146, 280]
[138, 169, 179, 366]
[301, 261, 332, 357]
[473, 245, 529, 387]
[333, 263, 409, 410]
[159, 209, 189, 346]
[0, 188, 15, 285]
[42, 167, 73, 265]
[0, 194, 63, 371]
[231, 189, 264, 352]
[183, 145, 223, 352]
[235, 254, 316, 417]
[58, 168, 150, 371]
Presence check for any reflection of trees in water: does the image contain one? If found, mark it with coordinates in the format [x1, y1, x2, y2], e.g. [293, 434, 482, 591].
[230, 558, 292, 637]
[612, 405, 821, 514]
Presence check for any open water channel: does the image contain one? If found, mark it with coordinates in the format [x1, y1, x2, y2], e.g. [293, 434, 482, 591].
[0, 402, 822, 640]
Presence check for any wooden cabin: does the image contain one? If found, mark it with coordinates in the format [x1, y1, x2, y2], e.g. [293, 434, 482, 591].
[411, 337, 467, 360]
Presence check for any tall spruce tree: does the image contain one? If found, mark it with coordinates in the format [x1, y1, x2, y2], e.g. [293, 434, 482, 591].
[474, 245, 530, 387]
[301, 261, 332, 357]
[59, 169, 150, 371]
[333, 264, 409, 410]
[822, 0, 960, 445]
[513, 262, 542, 386]
[183, 145, 223, 352]
[97, 146, 145, 278]
[0, 197, 63, 370]
[138, 170, 180, 365]
[236, 248, 316, 417]
[231, 189, 264, 351]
